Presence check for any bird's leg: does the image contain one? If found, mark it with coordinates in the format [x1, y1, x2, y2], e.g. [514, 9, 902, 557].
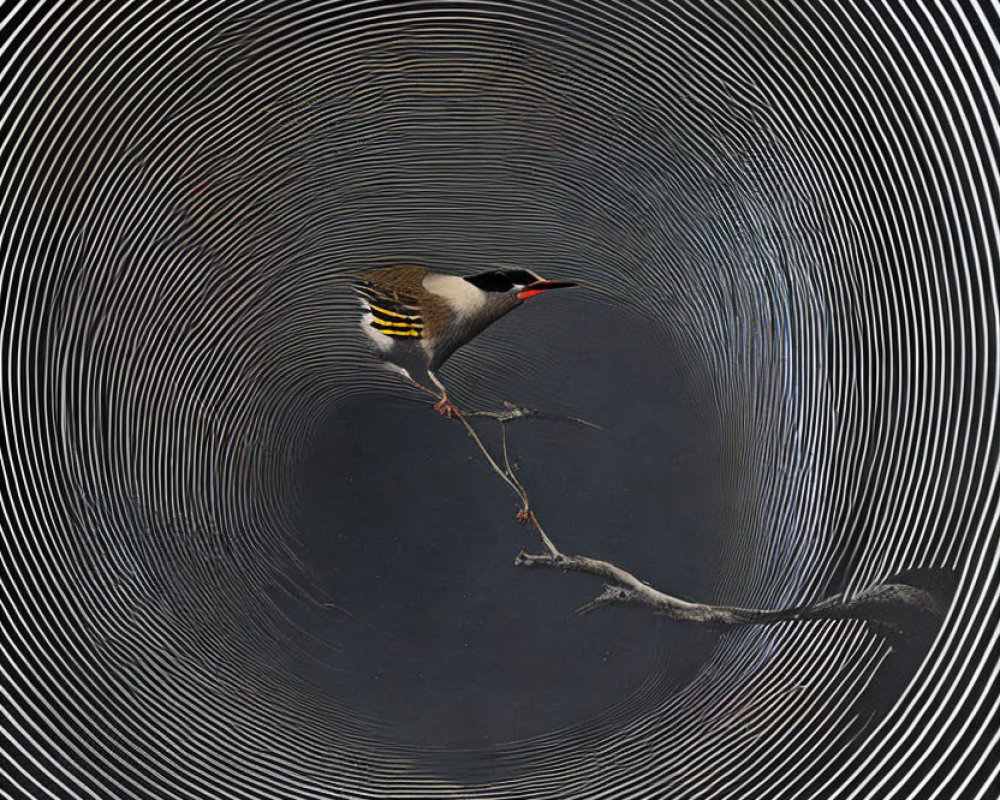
[407, 378, 439, 399]
[404, 374, 455, 413]
[408, 377, 457, 419]
[428, 370, 460, 419]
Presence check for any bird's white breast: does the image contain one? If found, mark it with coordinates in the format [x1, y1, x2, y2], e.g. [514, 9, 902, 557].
[422, 273, 486, 318]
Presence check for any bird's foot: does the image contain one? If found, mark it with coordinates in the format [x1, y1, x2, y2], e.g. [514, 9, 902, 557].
[433, 395, 460, 419]
[516, 508, 537, 526]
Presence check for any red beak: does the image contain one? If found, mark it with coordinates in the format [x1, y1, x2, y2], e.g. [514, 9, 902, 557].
[517, 279, 578, 300]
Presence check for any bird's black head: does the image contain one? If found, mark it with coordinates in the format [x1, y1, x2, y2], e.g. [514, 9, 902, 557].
[464, 269, 577, 299]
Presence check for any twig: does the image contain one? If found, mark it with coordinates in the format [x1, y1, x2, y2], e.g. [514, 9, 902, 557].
[451, 407, 524, 500]
[434, 395, 583, 557]
[500, 424, 528, 510]
[466, 401, 603, 430]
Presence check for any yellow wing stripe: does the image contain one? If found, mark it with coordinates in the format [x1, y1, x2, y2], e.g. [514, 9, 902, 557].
[369, 303, 419, 321]
[373, 327, 421, 338]
[372, 316, 422, 329]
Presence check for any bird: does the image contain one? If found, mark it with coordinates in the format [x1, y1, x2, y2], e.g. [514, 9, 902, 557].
[355, 265, 577, 417]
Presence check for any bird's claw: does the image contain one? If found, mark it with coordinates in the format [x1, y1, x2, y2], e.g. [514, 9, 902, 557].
[433, 395, 458, 418]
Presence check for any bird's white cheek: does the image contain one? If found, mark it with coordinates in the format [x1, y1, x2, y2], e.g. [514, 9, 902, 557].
[422, 273, 486, 316]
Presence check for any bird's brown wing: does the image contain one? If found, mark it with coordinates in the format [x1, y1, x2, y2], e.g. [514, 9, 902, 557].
[355, 267, 427, 339]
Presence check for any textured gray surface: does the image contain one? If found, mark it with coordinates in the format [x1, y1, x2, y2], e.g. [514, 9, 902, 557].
[1, 1, 995, 798]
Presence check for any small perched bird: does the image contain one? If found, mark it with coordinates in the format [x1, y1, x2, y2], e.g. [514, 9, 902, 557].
[356, 265, 577, 416]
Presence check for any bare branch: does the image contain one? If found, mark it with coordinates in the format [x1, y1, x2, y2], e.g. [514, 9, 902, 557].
[441, 397, 952, 639]
[515, 550, 777, 627]
[514, 549, 949, 634]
